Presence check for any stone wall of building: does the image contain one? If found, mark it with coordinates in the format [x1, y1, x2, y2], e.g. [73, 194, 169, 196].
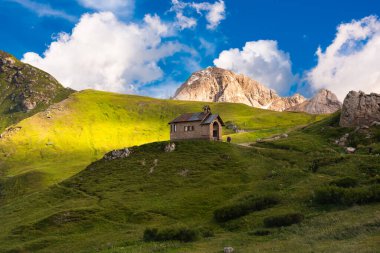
[170, 121, 209, 140]
[169, 120, 223, 141]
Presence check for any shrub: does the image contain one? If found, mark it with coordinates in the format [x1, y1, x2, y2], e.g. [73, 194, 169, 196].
[374, 129, 380, 141]
[309, 156, 345, 173]
[143, 228, 158, 242]
[313, 186, 344, 205]
[264, 213, 304, 228]
[143, 226, 199, 242]
[310, 160, 319, 173]
[249, 229, 271, 236]
[314, 185, 380, 206]
[214, 196, 279, 222]
[347, 134, 364, 148]
[330, 177, 358, 188]
[199, 227, 214, 238]
[368, 176, 380, 184]
[360, 165, 380, 177]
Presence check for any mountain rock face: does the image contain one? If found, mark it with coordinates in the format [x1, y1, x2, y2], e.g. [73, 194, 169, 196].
[0, 50, 74, 131]
[173, 67, 306, 111]
[270, 93, 307, 112]
[340, 91, 380, 127]
[286, 89, 342, 114]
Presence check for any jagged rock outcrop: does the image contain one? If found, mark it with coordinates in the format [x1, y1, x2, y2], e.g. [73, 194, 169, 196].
[103, 148, 132, 160]
[224, 247, 234, 253]
[0, 50, 74, 131]
[164, 142, 176, 152]
[286, 89, 342, 114]
[173, 67, 306, 111]
[340, 91, 380, 127]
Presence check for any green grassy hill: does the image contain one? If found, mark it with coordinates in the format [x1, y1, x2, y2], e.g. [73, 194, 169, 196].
[0, 51, 73, 132]
[0, 89, 323, 201]
[0, 114, 379, 253]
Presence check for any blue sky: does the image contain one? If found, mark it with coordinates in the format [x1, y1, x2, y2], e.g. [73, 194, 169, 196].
[1, 0, 380, 100]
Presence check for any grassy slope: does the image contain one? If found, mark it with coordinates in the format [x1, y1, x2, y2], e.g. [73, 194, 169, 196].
[0, 114, 379, 253]
[0, 51, 73, 132]
[0, 89, 323, 196]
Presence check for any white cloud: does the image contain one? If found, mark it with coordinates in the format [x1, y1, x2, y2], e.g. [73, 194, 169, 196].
[175, 12, 197, 29]
[9, 0, 77, 22]
[170, 0, 197, 29]
[170, 0, 226, 30]
[213, 40, 295, 94]
[77, 0, 134, 17]
[192, 0, 225, 30]
[307, 15, 380, 101]
[22, 12, 182, 93]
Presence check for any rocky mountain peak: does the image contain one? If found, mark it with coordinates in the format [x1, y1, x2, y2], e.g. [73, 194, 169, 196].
[173, 67, 342, 114]
[173, 66, 306, 111]
[315, 88, 338, 100]
[286, 88, 342, 114]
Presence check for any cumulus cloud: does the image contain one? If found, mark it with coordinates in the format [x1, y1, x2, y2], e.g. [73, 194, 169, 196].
[213, 40, 295, 94]
[9, 0, 77, 22]
[22, 12, 182, 93]
[77, 0, 134, 17]
[307, 15, 380, 101]
[170, 0, 226, 30]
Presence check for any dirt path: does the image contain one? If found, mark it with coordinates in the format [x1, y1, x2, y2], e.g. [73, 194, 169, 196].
[236, 142, 254, 147]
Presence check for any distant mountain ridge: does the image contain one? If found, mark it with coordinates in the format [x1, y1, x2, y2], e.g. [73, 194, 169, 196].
[173, 67, 341, 114]
[287, 89, 342, 114]
[173, 67, 306, 111]
[0, 50, 74, 131]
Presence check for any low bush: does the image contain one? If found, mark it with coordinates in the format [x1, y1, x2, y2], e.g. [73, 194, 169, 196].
[313, 185, 380, 206]
[348, 133, 368, 148]
[310, 160, 319, 173]
[360, 165, 380, 177]
[309, 156, 345, 173]
[374, 128, 380, 141]
[368, 176, 380, 184]
[214, 195, 279, 222]
[143, 226, 199, 242]
[199, 227, 214, 238]
[263, 213, 304, 228]
[314, 186, 344, 205]
[330, 177, 358, 188]
[143, 228, 158, 242]
[249, 229, 271, 236]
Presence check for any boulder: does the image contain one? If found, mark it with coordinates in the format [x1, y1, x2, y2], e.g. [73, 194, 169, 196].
[371, 121, 380, 127]
[340, 91, 380, 127]
[345, 147, 356, 154]
[224, 247, 234, 253]
[21, 98, 37, 111]
[103, 148, 131, 160]
[335, 133, 349, 147]
[164, 142, 176, 152]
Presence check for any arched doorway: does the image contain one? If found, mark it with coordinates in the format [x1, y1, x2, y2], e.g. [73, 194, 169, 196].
[213, 121, 219, 140]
